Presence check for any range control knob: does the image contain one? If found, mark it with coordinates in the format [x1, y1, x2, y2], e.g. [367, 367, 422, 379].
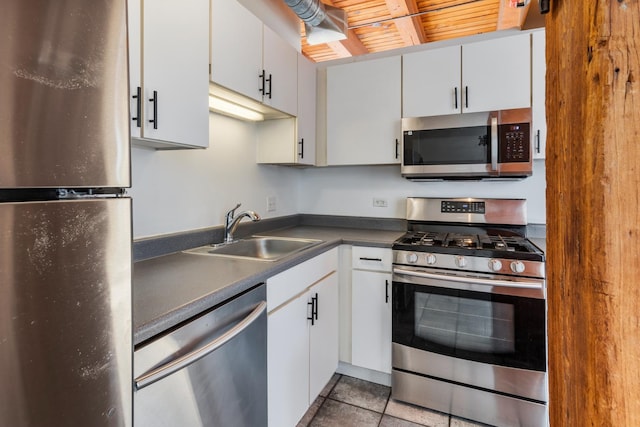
[455, 256, 468, 268]
[406, 253, 419, 264]
[510, 261, 526, 273]
[488, 259, 503, 272]
[425, 253, 437, 265]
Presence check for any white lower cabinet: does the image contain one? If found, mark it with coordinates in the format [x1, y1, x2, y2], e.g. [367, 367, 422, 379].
[351, 247, 393, 374]
[267, 248, 339, 427]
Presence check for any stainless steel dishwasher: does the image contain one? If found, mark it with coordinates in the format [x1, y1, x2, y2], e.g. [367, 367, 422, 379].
[134, 284, 267, 427]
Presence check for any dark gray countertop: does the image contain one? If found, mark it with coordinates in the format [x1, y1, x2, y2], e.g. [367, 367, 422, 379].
[133, 226, 404, 345]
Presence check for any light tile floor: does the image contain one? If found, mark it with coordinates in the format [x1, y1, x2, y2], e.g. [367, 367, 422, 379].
[297, 374, 493, 427]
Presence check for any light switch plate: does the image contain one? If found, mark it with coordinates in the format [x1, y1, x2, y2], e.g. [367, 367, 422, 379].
[373, 198, 388, 208]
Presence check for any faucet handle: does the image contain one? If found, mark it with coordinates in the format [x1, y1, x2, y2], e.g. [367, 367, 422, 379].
[226, 203, 241, 217]
[225, 203, 242, 226]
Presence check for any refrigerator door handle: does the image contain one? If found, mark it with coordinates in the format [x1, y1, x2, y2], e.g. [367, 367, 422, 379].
[134, 301, 266, 390]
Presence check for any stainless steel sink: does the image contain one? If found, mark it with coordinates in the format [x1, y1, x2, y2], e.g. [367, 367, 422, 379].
[184, 236, 322, 261]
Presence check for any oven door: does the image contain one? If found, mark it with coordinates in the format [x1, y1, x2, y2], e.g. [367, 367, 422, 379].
[392, 266, 546, 372]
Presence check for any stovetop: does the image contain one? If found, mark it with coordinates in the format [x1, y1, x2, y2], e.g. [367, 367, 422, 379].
[393, 230, 544, 262]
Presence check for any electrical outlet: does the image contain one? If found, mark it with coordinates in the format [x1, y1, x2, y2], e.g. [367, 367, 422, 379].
[373, 198, 388, 208]
[267, 196, 277, 212]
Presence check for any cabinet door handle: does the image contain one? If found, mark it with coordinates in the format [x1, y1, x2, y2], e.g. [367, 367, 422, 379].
[454, 87, 458, 110]
[259, 71, 272, 99]
[259, 70, 266, 96]
[132, 86, 141, 128]
[307, 293, 318, 325]
[266, 73, 272, 99]
[307, 298, 315, 326]
[395, 139, 399, 159]
[359, 257, 382, 262]
[536, 129, 541, 154]
[299, 138, 304, 159]
[314, 292, 318, 321]
[465, 86, 469, 109]
[148, 90, 158, 129]
[385, 280, 389, 304]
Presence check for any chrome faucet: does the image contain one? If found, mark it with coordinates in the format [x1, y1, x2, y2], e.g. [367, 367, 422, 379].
[224, 203, 261, 243]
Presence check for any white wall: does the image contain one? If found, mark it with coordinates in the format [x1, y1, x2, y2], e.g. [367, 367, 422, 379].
[130, 113, 299, 238]
[298, 160, 546, 224]
[130, 114, 546, 239]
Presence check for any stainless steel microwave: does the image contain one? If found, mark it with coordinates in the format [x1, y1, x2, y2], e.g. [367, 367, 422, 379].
[401, 108, 533, 180]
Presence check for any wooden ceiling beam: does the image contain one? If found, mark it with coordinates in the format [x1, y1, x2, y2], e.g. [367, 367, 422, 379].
[496, 0, 531, 30]
[322, 0, 369, 57]
[385, 0, 427, 45]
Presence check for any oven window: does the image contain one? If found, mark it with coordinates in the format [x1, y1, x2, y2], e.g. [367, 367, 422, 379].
[414, 293, 515, 354]
[393, 282, 546, 371]
[403, 126, 490, 166]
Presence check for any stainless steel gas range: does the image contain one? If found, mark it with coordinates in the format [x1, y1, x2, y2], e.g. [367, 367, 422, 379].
[391, 198, 547, 427]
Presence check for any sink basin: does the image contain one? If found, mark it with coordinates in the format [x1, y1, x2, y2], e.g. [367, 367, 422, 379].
[184, 236, 322, 261]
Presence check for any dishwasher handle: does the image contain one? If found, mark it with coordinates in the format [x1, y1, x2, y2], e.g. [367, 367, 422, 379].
[135, 301, 267, 390]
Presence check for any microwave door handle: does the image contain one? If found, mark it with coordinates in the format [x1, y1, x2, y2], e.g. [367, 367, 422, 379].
[490, 116, 498, 171]
[393, 267, 543, 290]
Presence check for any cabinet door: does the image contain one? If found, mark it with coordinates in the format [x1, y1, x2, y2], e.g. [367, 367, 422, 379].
[262, 26, 298, 116]
[268, 294, 310, 427]
[532, 30, 546, 159]
[351, 270, 392, 374]
[309, 272, 339, 401]
[211, 0, 263, 102]
[142, 0, 209, 147]
[297, 54, 317, 165]
[327, 56, 401, 165]
[402, 46, 462, 117]
[462, 33, 531, 113]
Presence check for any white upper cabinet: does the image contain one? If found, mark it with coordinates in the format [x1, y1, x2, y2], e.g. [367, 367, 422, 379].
[296, 54, 317, 165]
[262, 26, 298, 115]
[462, 33, 531, 113]
[326, 56, 402, 165]
[128, 0, 209, 149]
[256, 54, 316, 165]
[532, 30, 546, 159]
[402, 33, 531, 117]
[211, 0, 297, 116]
[403, 45, 462, 118]
[210, 0, 262, 102]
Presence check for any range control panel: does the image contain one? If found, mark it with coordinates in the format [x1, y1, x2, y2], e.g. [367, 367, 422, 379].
[441, 201, 485, 214]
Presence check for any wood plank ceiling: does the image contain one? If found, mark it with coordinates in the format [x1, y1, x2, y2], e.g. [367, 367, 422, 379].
[301, 0, 532, 62]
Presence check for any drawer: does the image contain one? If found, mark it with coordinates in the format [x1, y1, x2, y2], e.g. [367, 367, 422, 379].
[267, 247, 338, 312]
[351, 246, 392, 272]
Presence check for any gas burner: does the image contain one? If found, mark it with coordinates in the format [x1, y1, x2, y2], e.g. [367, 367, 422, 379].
[445, 234, 480, 249]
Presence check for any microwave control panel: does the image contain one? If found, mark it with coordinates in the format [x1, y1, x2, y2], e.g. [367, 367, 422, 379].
[499, 122, 530, 162]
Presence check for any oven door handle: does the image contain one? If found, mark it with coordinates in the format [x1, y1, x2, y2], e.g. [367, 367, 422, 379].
[393, 267, 543, 290]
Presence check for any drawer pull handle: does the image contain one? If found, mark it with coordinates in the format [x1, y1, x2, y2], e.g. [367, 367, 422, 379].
[359, 257, 382, 262]
[385, 279, 389, 303]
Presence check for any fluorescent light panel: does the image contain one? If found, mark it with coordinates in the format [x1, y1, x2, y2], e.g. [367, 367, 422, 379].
[209, 96, 264, 121]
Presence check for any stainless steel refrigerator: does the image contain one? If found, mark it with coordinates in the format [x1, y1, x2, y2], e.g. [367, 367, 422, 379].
[0, 1, 132, 426]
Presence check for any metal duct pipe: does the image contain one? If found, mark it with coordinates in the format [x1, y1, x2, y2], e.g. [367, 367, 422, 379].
[284, 0, 327, 27]
[284, 0, 348, 45]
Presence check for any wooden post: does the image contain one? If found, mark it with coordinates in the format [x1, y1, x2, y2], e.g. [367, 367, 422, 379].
[546, 1, 640, 425]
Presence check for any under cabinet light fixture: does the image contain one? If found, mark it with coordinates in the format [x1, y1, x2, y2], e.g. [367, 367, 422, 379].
[208, 95, 264, 122]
